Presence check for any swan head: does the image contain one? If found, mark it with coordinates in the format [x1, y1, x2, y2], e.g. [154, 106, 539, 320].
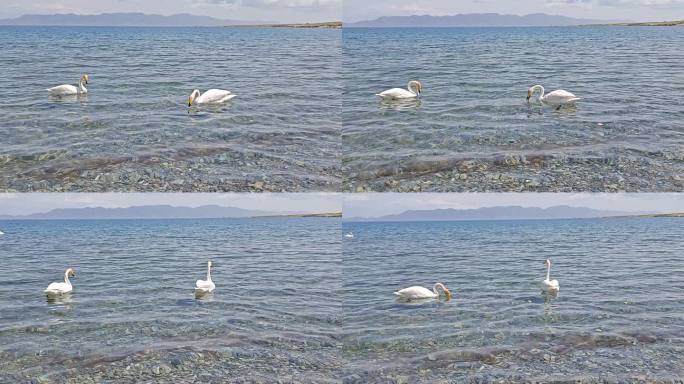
[208, 260, 212, 268]
[545, 259, 551, 266]
[188, 89, 200, 107]
[65, 268, 76, 278]
[81, 74, 89, 85]
[434, 282, 452, 299]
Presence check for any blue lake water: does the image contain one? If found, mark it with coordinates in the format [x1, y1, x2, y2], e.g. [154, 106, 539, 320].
[342, 27, 684, 192]
[0, 26, 341, 192]
[342, 218, 684, 382]
[0, 218, 341, 383]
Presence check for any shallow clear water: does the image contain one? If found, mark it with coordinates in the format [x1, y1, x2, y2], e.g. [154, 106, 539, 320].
[0, 26, 341, 192]
[341, 218, 684, 382]
[343, 27, 684, 192]
[0, 218, 341, 383]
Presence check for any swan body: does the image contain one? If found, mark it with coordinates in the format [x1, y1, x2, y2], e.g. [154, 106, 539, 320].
[47, 74, 88, 96]
[0, 229, 4, 235]
[45, 268, 75, 294]
[527, 85, 579, 108]
[394, 282, 452, 300]
[541, 259, 560, 292]
[195, 260, 215, 293]
[188, 89, 235, 106]
[377, 80, 422, 100]
[345, 232, 354, 238]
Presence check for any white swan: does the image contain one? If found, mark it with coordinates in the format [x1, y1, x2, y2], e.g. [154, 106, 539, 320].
[47, 74, 88, 96]
[377, 80, 422, 100]
[188, 89, 235, 106]
[394, 282, 452, 300]
[45, 268, 75, 294]
[0, 229, 4, 235]
[195, 260, 215, 293]
[345, 232, 354, 238]
[541, 259, 560, 292]
[527, 85, 579, 109]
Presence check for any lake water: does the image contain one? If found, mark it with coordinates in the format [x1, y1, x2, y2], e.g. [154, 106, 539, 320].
[341, 218, 684, 382]
[343, 27, 684, 192]
[0, 26, 341, 192]
[0, 218, 341, 383]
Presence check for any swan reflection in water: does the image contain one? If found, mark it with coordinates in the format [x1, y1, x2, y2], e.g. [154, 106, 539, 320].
[47, 93, 88, 104]
[526, 101, 578, 117]
[45, 292, 74, 309]
[378, 97, 422, 112]
[194, 290, 215, 302]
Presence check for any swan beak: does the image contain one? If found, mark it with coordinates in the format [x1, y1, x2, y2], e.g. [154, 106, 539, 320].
[188, 97, 193, 107]
[444, 290, 452, 300]
[526, 90, 532, 101]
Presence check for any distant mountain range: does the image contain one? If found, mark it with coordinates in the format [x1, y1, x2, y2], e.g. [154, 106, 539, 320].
[346, 13, 618, 27]
[0, 13, 271, 27]
[0, 205, 290, 220]
[345, 205, 642, 222]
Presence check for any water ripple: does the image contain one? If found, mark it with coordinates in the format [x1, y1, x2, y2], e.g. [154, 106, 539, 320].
[0, 26, 342, 192]
[343, 27, 684, 192]
[0, 218, 342, 382]
[341, 218, 684, 381]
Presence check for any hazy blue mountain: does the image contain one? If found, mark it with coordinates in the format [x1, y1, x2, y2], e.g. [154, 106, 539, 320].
[346, 205, 640, 222]
[0, 205, 289, 220]
[346, 13, 616, 27]
[0, 13, 270, 27]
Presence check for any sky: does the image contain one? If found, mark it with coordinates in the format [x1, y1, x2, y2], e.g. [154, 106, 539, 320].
[343, 193, 684, 218]
[343, 0, 684, 22]
[0, 0, 342, 23]
[2, 0, 683, 23]
[0, 193, 341, 216]
[3, 193, 684, 218]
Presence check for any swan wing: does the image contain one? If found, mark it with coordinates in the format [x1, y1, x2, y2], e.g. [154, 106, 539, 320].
[197, 89, 233, 103]
[45, 282, 71, 293]
[47, 84, 78, 96]
[377, 88, 417, 99]
[394, 286, 434, 299]
[544, 90, 578, 104]
[542, 279, 560, 291]
[196, 279, 215, 291]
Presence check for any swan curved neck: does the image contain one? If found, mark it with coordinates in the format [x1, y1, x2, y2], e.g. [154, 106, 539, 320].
[534, 85, 545, 99]
[79, 79, 87, 93]
[64, 270, 71, 285]
[408, 82, 418, 95]
[546, 263, 551, 281]
[433, 283, 444, 294]
[206, 263, 212, 281]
